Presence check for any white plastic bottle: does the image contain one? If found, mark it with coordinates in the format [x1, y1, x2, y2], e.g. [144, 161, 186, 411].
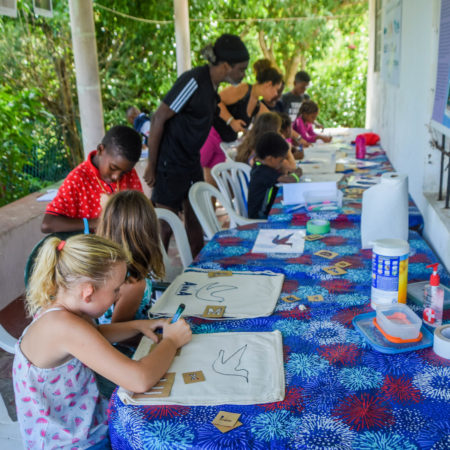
[423, 263, 444, 327]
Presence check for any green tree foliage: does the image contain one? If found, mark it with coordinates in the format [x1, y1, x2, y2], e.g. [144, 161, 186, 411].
[0, 0, 368, 206]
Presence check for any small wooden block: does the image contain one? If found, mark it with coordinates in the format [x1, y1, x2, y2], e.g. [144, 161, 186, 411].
[342, 209, 355, 214]
[214, 421, 243, 434]
[132, 372, 175, 399]
[314, 250, 339, 259]
[323, 266, 347, 276]
[308, 294, 324, 302]
[305, 234, 324, 241]
[208, 270, 233, 278]
[282, 294, 300, 303]
[203, 305, 226, 318]
[212, 411, 241, 428]
[335, 261, 352, 268]
[182, 370, 205, 384]
[335, 163, 345, 172]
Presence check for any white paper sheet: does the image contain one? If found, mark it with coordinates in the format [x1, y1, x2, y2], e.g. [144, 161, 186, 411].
[282, 181, 337, 205]
[36, 189, 58, 202]
[118, 331, 285, 406]
[149, 269, 284, 319]
[252, 229, 306, 254]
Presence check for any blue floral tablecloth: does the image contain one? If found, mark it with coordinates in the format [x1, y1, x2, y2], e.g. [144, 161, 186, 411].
[108, 217, 450, 449]
[269, 145, 424, 230]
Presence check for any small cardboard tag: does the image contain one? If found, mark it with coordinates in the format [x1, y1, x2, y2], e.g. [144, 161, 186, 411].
[308, 294, 324, 302]
[132, 372, 175, 399]
[343, 209, 355, 214]
[345, 188, 365, 195]
[323, 266, 347, 276]
[282, 294, 300, 303]
[208, 270, 233, 278]
[213, 421, 243, 433]
[212, 411, 241, 428]
[335, 261, 352, 268]
[182, 370, 205, 384]
[315, 250, 339, 259]
[335, 163, 345, 172]
[305, 234, 324, 241]
[202, 305, 226, 318]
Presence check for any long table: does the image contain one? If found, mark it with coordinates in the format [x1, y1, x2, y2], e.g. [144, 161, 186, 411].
[108, 214, 450, 449]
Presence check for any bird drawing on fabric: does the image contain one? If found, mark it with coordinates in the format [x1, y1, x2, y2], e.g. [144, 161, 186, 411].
[195, 282, 238, 302]
[272, 233, 294, 247]
[212, 344, 249, 382]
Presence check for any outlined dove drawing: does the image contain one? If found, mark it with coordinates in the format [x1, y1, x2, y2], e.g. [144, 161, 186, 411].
[212, 344, 249, 382]
[195, 282, 238, 302]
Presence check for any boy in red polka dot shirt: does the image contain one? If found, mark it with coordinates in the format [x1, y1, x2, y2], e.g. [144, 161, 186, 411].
[42, 126, 143, 233]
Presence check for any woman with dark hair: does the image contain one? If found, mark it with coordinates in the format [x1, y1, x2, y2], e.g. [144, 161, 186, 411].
[200, 59, 284, 186]
[143, 34, 249, 258]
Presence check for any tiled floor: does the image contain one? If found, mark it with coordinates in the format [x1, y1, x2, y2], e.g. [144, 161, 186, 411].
[0, 206, 230, 421]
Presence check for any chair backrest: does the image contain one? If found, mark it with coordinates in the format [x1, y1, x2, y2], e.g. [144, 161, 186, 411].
[219, 141, 238, 162]
[0, 394, 23, 449]
[212, 161, 251, 218]
[188, 182, 262, 240]
[0, 325, 17, 354]
[155, 208, 193, 269]
[24, 231, 81, 289]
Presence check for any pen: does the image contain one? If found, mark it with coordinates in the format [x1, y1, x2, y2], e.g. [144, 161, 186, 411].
[286, 203, 305, 213]
[170, 303, 186, 323]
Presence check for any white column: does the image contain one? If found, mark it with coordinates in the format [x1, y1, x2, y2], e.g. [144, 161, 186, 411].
[68, 0, 104, 159]
[173, 0, 191, 75]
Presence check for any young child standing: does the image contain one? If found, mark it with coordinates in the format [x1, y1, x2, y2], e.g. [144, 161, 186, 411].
[248, 132, 302, 219]
[96, 190, 165, 323]
[13, 234, 191, 449]
[293, 100, 332, 144]
[41, 125, 143, 234]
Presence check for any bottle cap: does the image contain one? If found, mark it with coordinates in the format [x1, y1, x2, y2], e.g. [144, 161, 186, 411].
[426, 263, 440, 286]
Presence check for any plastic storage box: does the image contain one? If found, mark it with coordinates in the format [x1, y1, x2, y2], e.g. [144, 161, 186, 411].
[376, 303, 422, 340]
[304, 189, 343, 212]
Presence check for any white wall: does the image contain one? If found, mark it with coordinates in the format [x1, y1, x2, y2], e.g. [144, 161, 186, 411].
[367, 0, 450, 270]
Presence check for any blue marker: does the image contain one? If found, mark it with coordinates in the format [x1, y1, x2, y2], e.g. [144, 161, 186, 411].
[170, 303, 186, 323]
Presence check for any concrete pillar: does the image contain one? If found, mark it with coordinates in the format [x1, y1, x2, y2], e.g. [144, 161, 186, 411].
[68, 0, 104, 159]
[173, 0, 191, 75]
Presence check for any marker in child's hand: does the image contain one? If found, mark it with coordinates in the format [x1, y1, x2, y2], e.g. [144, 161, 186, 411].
[170, 304, 186, 323]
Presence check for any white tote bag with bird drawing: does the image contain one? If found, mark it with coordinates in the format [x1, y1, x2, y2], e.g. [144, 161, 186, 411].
[149, 268, 284, 319]
[118, 331, 285, 406]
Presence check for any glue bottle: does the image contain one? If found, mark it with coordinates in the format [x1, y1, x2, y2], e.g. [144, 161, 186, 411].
[423, 263, 444, 327]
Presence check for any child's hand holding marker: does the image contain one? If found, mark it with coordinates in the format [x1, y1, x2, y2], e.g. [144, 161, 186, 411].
[163, 304, 192, 348]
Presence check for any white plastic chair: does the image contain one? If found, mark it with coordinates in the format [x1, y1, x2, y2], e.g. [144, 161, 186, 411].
[0, 325, 16, 354]
[212, 161, 251, 218]
[155, 208, 193, 270]
[0, 395, 23, 449]
[188, 182, 263, 240]
[219, 141, 239, 162]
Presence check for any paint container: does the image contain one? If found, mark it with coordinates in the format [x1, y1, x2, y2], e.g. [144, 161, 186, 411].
[371, 238, 409, 309]
[355, 135, 366, 159]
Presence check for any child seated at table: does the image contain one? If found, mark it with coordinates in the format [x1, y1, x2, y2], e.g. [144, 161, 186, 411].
[248, 131, 302, 219]
[41, 125, 143, 234]
[13, 234, 191, 449]
[235, 112, 296, 173]
[96, 190, 165, 323]
[293, 100, 332, 144]
[279, 112, 304, 161]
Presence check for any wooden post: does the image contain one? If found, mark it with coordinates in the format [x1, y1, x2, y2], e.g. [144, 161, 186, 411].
[173, 0, 191, 76]
[68, 0, 104, 160]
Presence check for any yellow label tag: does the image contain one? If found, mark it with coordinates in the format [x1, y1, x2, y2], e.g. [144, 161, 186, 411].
[212, 411, 241, 428]
[305, 234, 324, 241]
[208, 270, 233, 278]
[335, 261, 352, 268]
[202, 305, 226, 318]
[308, 295, 324, 302]
[282, 295, 300, 303]
[315, 250, 339, 259]
[182, 371, 205, 384]
[323, 266, 347, 276]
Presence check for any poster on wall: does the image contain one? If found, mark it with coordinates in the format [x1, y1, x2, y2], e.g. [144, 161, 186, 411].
[381, 0, 402, 86]
[33, 0, 52, 18]
[431, 0, 450, 134]
[0, 0, 17, 18]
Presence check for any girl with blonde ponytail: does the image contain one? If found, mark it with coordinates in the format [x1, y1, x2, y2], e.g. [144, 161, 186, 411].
[14, 234, 191, 449]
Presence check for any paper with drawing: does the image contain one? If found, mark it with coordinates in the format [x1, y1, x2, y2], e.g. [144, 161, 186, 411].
[117, 331, 285, 406]
[252, 229, 306, 254]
